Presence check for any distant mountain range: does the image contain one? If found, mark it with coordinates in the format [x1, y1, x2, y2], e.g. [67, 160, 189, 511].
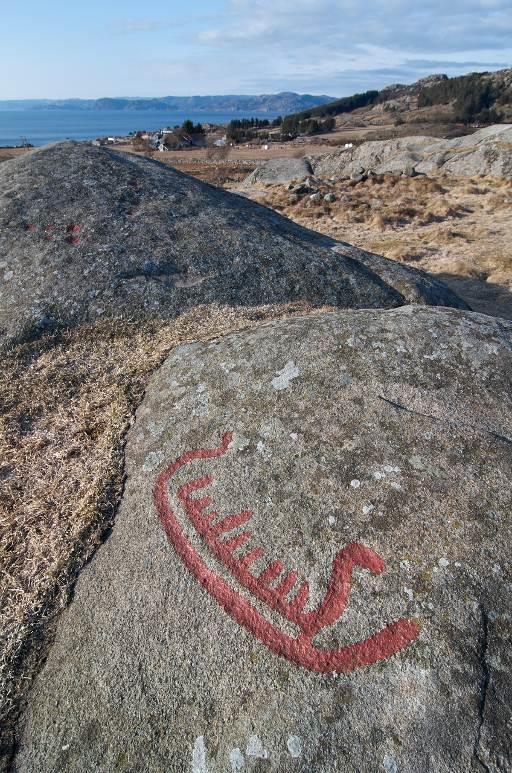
[0, 93, 336, 114]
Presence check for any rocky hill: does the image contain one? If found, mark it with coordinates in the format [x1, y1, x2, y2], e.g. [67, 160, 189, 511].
[280, 68, 512, 137]
[0, 141, 467, 345]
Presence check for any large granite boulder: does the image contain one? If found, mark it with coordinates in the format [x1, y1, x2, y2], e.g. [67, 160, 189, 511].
[311, 137, 440, 179]
[307, 125, 512, 180]
[240, 157, 313, 186]
[415, 125, 512, 177]
[15, 306, 512, 772]
[0, 142, 466, 344]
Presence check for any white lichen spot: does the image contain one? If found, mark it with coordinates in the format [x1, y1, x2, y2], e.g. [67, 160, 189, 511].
[384, 465, 401, 473]
[192, 390, 209, 417]
[61, 744, 70, 752]
[328, 515, 336, 526]
[404, 588, 414, 601]
[287, 735, 302, 759]
[350, 479, 361, 488]
[246, 735, 268, 759]
[196, 383, 206, 393]
[373, 471, 386, 480]
[362, 504, 375, 515]
[233, 435, 250, 451]
[229, 748, 245, 771]
[271, 361, 299, 391]
[383, 752, 398, 773]
[256, 441, 266, 454]
[3, 271, 13, 281]
[400, 560, 410, 570]
[290, 432, 299, 441]
[409, 455, 425, 470]
[192, 736, 209, 773]
[143, 450, 164, 472]
[147, 421, 163, 439]
[438, 558, 449, 568]
[390, 482, 402, 490]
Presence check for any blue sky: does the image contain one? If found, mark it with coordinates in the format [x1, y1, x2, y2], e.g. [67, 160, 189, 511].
[1, 0, 511, 98]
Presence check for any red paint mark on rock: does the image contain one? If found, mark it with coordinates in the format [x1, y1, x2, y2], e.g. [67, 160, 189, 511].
[66, 223, 82, 233]
[153, 433, 419, 673]
[25, 224, 37, 232]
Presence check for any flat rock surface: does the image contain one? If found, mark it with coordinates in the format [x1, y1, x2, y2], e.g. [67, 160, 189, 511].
[0, 142, 466, 344]
[15, 306, 512, 772]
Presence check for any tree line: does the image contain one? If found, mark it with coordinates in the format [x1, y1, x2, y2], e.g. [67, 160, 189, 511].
[417, 72, 505, 124]
[280, 90, 379, 136]
[226, 117, 282, 142]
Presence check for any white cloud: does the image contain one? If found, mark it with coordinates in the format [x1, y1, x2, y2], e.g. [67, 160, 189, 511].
[185, 0, 511, 95]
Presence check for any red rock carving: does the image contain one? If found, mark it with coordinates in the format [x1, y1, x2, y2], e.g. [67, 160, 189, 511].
[153, 433, 419, 673]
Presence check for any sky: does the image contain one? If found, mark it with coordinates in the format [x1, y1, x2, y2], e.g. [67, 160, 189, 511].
[1, 0, 511, 99]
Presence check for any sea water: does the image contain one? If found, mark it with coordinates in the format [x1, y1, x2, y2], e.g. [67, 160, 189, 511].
[0, 109, 281, 147]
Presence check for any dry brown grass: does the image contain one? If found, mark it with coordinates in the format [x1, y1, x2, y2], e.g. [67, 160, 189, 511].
[0, 300, 318, 753]
[243, 173, 512, 319]
[0, 148, 31, 164]
[157, 158, 256, 188]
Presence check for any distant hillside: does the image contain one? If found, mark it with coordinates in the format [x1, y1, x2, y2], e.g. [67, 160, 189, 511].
[281, 90, 379, 134]
[280, 68, 512, 136]
[416, 70, 512, 123]
[0, 93, 336, 114]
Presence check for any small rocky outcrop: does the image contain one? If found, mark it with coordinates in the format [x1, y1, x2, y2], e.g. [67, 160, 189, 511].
[0, 142, 467, 344]
[240, 157, 313, 186]
[243, 125, 512, 186]
[310, 125, 512, 180]
[14, 306, 512, 772]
